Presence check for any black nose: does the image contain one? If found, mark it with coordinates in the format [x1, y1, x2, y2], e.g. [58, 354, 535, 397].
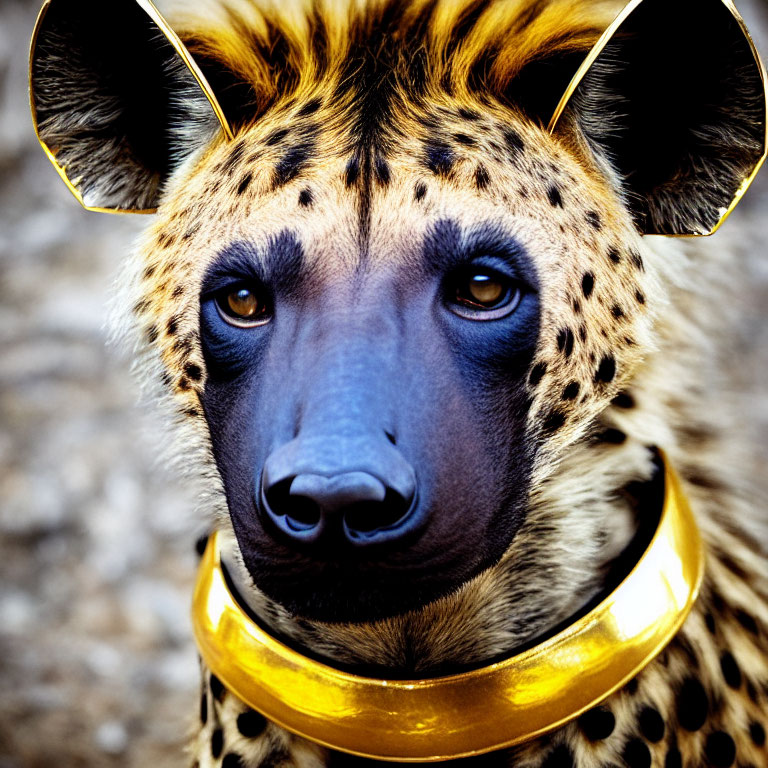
[260, 440, 419, 549]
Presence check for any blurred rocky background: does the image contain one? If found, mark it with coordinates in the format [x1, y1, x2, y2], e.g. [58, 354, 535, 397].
[1, 0, 767, 766]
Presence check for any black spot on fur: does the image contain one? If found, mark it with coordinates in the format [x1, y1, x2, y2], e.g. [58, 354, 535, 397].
[502, 127, 525, 157]
[475, 164, 490, 189]
[735, 610, 759, 635]
[579, 325, 588, 342]
[143, 264, 156, 279]
[542, 409, 566, 433]
[705, 612, 716, 634]
[166, 316, 180, 336]
[237, 710, 268, 738]
[236, 172, 252, 195]
[625, 678, 639, 695]
[200, 693, 208, 725]
[222, 754, 245, 768]
[415, 182, 428, 201]
[557, 328, 574, 357]
[548, 185, 563, 207]
[664, 746, 682, 768]
[185, 363, 203, 382]
[704, 731, 736, 767]
[375, 156, 391, 186]
[582, 272, 595, 298]
[274, 142, 313, 187]
[529, 361, 547, 387]
[210, 673, 225, 702]
[345, 156, 360, 187]
[676, 677, 709, 731]
[631, 250, 645, 271]
[454, 133, 476, 146]
[586, 211, 602, 230]
[298, 188, 313, 207]
[425, 143, 454, 175]
[571, 298, 582, 314]
[541, 744, 575, 768]
[459, 107, 481, 121]
[265, 127, 290, 146]
[623, 739, 651, 768]
[750, 721, 766, 746]
[298, 96, 322, 116]
[211, 728, 224, 759]
[578, 706, 615, 741]
[635, 290, 646, 305]
[608, 247, 621, 264]
[595, 356, 616, 384]
[171, 285, 185, 298]
[611, 304, 625, 320]
[146, 324, 158, 344]
[638, 707, 665, 742]
[597, 428, 626, 445]
[612, 391, 634, 409]
[720, 651, 742, 689]
[562, 381, 580, 400]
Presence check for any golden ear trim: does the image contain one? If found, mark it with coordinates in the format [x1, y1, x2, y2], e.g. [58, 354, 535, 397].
[192, 455, 704, 762]
[548, 0, 768, 237]
[28, 0, 233, 215]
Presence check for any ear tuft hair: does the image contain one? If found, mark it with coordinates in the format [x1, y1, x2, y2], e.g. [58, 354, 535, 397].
[30, 0, 232, 213]
[550, 0, 767, 236]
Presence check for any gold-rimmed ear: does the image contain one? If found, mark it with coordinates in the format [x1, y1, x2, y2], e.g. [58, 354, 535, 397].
[548, 0, 767, 236]
[29, 0, 234, 214]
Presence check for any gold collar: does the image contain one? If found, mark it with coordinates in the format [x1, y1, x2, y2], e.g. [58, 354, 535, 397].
[192, 456, 704, 762]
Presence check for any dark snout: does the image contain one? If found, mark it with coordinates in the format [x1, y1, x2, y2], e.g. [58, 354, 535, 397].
[260, 432, 420, 549]
[200, 230, 540, 622]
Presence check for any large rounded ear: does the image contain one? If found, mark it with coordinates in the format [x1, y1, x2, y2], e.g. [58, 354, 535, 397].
[29, 0, 233, 213]
[549, 0, 767, 236]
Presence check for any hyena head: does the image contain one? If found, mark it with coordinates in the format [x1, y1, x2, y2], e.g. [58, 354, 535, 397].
[32, 0, 765, 666]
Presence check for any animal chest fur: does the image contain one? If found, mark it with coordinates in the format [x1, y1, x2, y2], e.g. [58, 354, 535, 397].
[29, 0, 768, 766]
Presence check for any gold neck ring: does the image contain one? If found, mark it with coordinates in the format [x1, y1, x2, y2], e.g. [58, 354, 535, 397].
[192, 455, 704, 762]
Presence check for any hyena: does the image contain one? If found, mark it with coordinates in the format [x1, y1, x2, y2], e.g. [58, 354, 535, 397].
[30, 0, 768, 766]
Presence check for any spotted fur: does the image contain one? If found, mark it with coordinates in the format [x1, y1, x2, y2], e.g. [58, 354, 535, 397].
[31, 0, 768, 765]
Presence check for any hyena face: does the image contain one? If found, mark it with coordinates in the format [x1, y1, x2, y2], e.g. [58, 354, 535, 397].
[32, 0, 765, 637]
[139, 99, 657, 622]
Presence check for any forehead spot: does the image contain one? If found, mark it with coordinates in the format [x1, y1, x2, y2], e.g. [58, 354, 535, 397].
[297, 96, 323, 116]
[298, 188, 314, 207]
[503, 127, 525, 158]
[547, 185, 563, 208]
[595, 356, 617, 384]
[375, 156, 391, 186]
[345, 156, 361, 187]
[274, 141, 315, 188]
[454, 133, 476, 147]
[474, 164, 490, 190]
[424, 142, 455, 175]
[237, 172, 253, 196]
[586, 211, 602, 230]
[265, 127, 290, 146]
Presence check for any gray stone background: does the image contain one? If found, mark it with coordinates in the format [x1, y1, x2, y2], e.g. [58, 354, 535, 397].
[1, 1, 767, 766]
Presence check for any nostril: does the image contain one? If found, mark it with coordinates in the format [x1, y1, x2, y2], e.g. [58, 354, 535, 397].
[385, 431, 397, 446]
[343, 489, 412, 537]
[263, 477, 322, 533]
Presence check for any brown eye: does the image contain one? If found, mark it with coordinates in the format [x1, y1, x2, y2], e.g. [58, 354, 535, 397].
[461, 274, 505, 307]
[449, 268, 523, 320]
[216, 284, 271, 326]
